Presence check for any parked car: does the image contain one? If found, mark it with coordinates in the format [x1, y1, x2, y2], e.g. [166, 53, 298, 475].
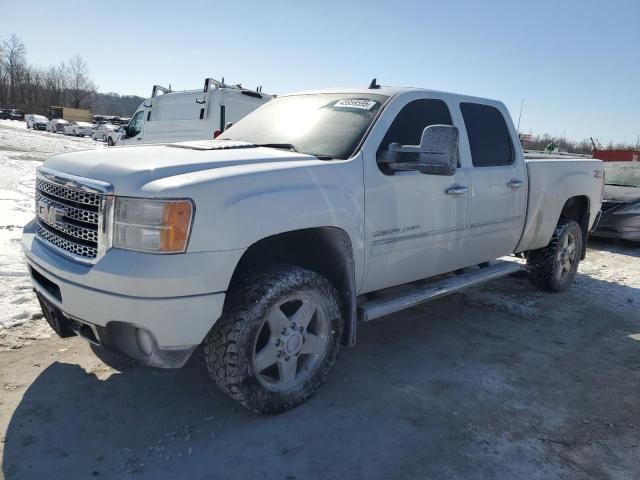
[64, 121, 94, 137]
[0, 109, 10, 120]
[23, 84, 604, 414]
[9, 109, 25, 121]
[593, 162, 640, 242]
[91, 123, 118, 141]
[46, 119, 69, 133]
[106, 125, 125, 146]
[26, 114, 49, 130]
[116, 77, 272, 145]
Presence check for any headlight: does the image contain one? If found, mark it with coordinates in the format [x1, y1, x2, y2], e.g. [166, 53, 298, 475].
[615, 202, 640, 215]
[113, 197, 194, 253]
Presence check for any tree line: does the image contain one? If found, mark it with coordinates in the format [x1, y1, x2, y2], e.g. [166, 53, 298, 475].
[523, 134, 639, 155]
[0, 33, 143, 117]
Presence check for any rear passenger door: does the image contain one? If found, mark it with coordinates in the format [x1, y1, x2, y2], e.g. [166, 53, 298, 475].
[460, 102, 527, 263]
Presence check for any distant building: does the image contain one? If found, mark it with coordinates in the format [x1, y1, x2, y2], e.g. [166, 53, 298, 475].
[593, 150, 640, 162]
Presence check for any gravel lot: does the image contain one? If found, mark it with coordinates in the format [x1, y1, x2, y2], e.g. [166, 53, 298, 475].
[1, 120, 639, 479]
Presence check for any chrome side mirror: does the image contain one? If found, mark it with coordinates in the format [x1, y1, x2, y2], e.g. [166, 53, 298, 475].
[379, 124, 458, 176]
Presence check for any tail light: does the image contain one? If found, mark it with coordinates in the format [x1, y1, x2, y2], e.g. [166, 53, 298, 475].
[213, 130, 221, 138]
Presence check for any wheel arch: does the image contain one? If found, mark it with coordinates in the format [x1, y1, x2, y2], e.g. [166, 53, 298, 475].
[558, 195, 590, 259]
[228, 227, 357, 347]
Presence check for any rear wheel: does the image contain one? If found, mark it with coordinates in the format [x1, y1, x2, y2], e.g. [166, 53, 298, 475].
[107, 137, 114, 146]
[526, 220, 582, 292]
[203, 265, 344, 414]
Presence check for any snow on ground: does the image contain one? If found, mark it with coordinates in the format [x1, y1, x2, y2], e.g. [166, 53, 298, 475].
[0, 120, 103, 346]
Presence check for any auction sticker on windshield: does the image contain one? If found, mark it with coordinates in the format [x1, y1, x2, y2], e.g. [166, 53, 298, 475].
[333, 99, 378, 110]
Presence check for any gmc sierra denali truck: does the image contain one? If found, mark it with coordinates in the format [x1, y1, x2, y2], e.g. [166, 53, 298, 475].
[22, 85, 604, 414]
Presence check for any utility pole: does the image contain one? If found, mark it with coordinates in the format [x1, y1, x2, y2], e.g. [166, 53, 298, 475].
[516, 99, 525, 133]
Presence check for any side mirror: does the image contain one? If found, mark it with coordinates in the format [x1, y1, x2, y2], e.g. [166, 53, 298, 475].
[379, 124, 458, 176]
[224, 121, 233, 131]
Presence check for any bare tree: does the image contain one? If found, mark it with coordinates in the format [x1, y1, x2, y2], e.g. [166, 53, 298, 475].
[2, 33, 27, 104]
[66, 54, 97, 108]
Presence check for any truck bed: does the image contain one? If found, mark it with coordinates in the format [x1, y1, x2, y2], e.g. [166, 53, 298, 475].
[516, 158, 603, 252]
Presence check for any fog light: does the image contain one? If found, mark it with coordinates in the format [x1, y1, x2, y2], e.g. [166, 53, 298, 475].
[135, 328, 154, 356]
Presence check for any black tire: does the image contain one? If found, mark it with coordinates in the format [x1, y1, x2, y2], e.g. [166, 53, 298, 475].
[107, 137, 114, 146]
[203, 264, 344, 414]
[526, 220, 582, 292]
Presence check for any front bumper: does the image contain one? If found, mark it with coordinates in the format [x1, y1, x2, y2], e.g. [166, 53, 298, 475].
[22, 220, 244, 367]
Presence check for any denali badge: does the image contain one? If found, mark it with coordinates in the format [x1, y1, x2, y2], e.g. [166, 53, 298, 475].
[37, 199, 65, 229]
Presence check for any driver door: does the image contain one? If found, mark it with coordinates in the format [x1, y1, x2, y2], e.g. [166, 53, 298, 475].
[120, 110, 144, 145]
[360, 94, 471, 293]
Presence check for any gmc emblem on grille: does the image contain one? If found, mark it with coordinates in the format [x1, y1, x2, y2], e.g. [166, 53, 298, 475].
[37, 199, 66, 229]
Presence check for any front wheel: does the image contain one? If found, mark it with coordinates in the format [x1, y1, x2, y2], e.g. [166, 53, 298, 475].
[526, 220, 583, 292]
[203, 265, 344, 414]
[107, 137, 114, 146]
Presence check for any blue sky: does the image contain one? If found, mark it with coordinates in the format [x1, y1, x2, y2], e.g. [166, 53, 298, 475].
[1, 0, 638, 144]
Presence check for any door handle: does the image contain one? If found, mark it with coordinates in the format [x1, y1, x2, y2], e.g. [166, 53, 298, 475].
[507, 180, 525, 189]
[445, 185, 469, 196]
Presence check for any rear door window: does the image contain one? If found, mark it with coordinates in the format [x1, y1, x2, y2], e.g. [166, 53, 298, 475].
[460, 103, 513, 167]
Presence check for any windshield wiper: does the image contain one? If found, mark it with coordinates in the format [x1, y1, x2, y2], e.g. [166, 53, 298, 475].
[256, 143, 299, 152]
[256, 143, 334, 160]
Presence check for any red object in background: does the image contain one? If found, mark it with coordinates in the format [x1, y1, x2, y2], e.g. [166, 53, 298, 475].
[593, 150, 640, 162]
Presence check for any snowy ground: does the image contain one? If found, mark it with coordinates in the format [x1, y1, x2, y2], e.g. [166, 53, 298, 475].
[1, 121, 640, 479]
[0, 120, 103, 346]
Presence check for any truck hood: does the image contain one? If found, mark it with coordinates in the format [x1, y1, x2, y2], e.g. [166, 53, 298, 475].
[43, 141, 318, 194]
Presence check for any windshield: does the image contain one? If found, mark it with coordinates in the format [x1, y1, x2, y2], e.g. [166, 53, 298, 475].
[219, 93, 389, 159]
[605, 162, 640, 188]
[34, 115, 47, 122]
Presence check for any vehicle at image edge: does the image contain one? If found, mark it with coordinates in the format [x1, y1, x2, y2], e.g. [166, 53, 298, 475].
[46, 118, 69, 133]
[592, 162, 640, 242]
[64, 121, 95, 137]
[91, 123, 117, 141]
[8, 109, 26, 121]
[26, 114, 49, 130]
[112, 78, 272, 146]
[22, 84, 604, 415]
[1, 108, 25, 120]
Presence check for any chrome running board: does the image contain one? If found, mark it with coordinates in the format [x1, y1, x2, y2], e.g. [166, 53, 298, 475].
[357, 260, 523, 322]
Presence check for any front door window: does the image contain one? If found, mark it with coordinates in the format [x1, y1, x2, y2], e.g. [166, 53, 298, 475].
[127, 111, 144, 138]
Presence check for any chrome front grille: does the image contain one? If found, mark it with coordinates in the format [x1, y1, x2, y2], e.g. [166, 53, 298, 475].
[36, 178, 102, 207]
[36, 223, 98, 258]
[34, 167, 113, 263]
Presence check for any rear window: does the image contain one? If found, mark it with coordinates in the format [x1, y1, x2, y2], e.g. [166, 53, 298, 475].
[460, 103, 513, 167]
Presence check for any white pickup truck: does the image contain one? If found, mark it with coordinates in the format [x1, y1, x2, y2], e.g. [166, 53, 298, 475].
[22, 85, 604, 414]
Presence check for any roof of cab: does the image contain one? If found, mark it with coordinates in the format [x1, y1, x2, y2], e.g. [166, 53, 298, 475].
[282, 85, 504, 108]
